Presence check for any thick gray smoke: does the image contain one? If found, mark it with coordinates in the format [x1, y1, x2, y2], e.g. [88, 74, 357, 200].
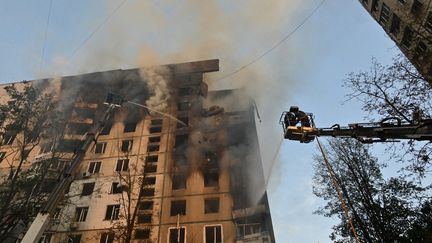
[139, 66, 171, 112]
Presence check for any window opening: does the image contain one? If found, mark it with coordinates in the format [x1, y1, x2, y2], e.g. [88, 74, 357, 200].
[75, 207, 88, 222]
[135, 229, 150, 239]
[100, 123, 112, 135]
[169, 227, 186, 243]
[151, 119, 163, 126]
[100, 232, 114, 243]
[170, 200, 186, 216]
[204, 198, 219, 214]
[81, 182, 95, 196]
[205, 225, 222, 243]
[2, 134, 15, 145]
[143, 176, 156, 186]
[105, 205, 120, 220]
[146, 155, 158, 163]
[172, 173, 187, 190]
[141, 188, 155, 197]
[111, 182, 123, 194]
[149, 136, 161, 143]
[139, 201, 153, 210]
[88, 161, 101, 174]
[95, 142, 107, 154]
[145, 164, 157, 173]
[123, 122, 137, 133]
[67, 234, 82, 243]
[401, 27, 414, 49]
[137, 213, 152, 224]
[150, 126, 162, 134]
[115, 159, 129, 172]
[121, 139, 133, 152]
[147, 144, 160, 152]
[379, 3, 390, 25]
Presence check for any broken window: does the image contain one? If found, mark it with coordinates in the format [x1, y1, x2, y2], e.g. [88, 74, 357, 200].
[143, 176, 156, 186]
[105, 205, 120, 220]
[141, 188, 155, 197]
[169, 227, 186, 243]
[95, 142, 107, 154]
[88, 161, 101, 174]
[123, 122, 137, 133]
[401, 27, 414, 49]
[151, 119, 163, 126]
[147, 144, 159, 153]
[75, 207, 88, 222]
[115, 159, 129, 172]
[379, 3, 390, 25]
[205, 225, 222, 243]
[135, 229, 150, 239]
[137, 213, 152, 224]
[2, 134, 15, 145]
[0, 152, 6, 162]
[177, 117, 189, 128]
[172, 173, 186, 190]
[146, 155, 158, 163]
[390, 13, 401, 35]
[100, 123, 112, 135]
[139, 201, 153, 210]
[204, 198, 219, 214]
[148, 136, 161, 143]
[411, 0, 422, 14]
[100, 232, 114, 243]
[204, 171, 219, 187]
[170, 200, 186, 216]
[68, 234, 82, 243]
[121, 139, 133, 152]
[149, 126, 162, 134]
[111, 182, 123, 194]
[145, 164, 157, 173]
[177, 101, 189, 111]
[178, 87, 194, 97]
[81, 182, 95, 196]
[371, 0, 379, 12]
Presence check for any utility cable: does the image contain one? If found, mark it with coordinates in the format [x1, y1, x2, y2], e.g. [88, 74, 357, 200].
[316, 137, 361, 243]
[67, 0, 128, 64]
[215, 0, 326, 82]
[40, 0, 53, 72]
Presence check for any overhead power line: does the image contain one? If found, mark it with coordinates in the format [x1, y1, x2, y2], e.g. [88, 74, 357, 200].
[67, 0, 128, 63]
[40, 0, 53, 72]
[215, 0, 327, 82]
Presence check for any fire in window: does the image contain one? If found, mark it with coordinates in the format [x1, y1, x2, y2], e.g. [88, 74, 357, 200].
[139, 201, 153, 210]
[88, 161, 101, 174]
[205, 225, 222, 243]
[100, 232, 114, 243]
[68, 234, 82, 243]
[121, 139, 133, 152]
[147, 144, 159, 153]
[170, 200, 186, 216]
[169, 227, 186, 243]
[2, 134, 15, 145]
[105, 205, 120, 220]
[111, 182, 123, 194]
[204, 198, 219, 214]
[115, 159, 129, 172]
[81, 182, 95, 196]
[74, 207, 88, 222]
[123, 122, 137, 133]
[135, 229, 150, 239]
[95, 142, 107, 154]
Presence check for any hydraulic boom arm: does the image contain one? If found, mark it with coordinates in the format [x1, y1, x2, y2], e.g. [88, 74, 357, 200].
[280, 106, 432, 143]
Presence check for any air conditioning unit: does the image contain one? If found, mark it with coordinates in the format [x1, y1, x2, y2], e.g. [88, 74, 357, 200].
[70, 222, 79, 230]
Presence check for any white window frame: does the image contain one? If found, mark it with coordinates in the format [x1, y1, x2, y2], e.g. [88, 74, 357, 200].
[94, 142, 107, 154]
[115, 159, 129, 172]
[167, 226, 187, 243]
[105, 204, 120, 220]
[75, 207, 88, 222]
[203, 224, 223, 243]
[88, 161, 101, 174]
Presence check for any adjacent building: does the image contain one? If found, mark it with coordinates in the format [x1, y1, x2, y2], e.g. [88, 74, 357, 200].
[0, 59, 275, 243]
[359, 0, 432, 83]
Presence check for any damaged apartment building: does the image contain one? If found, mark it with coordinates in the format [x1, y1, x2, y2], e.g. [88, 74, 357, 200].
[0, 59, 275, 243]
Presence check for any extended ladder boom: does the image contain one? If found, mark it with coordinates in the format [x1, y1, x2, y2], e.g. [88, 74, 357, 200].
[21, 94, 122, 243]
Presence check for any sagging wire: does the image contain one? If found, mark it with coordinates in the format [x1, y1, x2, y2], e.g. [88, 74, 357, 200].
[315, 137, 361, 243]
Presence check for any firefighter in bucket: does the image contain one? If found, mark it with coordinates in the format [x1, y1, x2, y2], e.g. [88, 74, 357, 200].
[281, 106, 315, 143]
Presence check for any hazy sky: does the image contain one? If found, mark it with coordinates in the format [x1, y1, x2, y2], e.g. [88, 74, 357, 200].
[0, 0, 399, 242]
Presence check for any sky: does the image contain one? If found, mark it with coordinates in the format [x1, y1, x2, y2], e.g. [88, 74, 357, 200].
[0, 0, 399, 242]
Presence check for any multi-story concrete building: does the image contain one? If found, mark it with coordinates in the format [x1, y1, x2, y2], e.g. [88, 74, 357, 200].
[359, 0, 432, 83]
[0, 59, 275, 243]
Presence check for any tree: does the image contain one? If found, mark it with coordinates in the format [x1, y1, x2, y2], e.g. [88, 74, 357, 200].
[343, 54, 432, 178]
[313, 138, 431, 242]
[0, 83, 66, 242]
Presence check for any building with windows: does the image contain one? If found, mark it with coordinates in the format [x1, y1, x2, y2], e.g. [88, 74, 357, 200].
[0, 59, 275, 243]
[359, 0, 432, 84]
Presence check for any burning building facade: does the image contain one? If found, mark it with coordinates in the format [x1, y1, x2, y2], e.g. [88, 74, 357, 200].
[359, 0, 432, 84]
[0, 59, 275, 243]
